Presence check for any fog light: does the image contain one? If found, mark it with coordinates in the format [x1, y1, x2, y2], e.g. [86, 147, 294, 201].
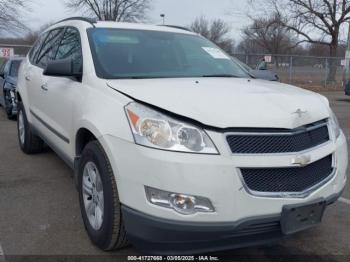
[170, 194, 196, 215]
[145, 187, 215, 215]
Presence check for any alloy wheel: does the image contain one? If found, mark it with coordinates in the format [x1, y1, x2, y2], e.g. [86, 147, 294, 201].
[82, 161, 105, 230]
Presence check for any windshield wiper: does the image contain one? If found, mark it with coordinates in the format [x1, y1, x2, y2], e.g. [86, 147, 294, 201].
[201, 74, 239, 78]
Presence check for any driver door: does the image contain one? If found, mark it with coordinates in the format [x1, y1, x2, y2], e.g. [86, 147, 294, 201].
[40, 27, 83, 159]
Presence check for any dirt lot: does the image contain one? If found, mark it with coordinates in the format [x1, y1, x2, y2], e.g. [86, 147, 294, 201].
[0, 91, 349, 262]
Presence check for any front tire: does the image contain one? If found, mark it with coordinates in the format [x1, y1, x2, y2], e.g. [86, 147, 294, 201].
[17, 102, 44, 154]
[78, 141, 128, 251]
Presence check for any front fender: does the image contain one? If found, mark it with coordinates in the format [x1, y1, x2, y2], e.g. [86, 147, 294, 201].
[75, 119, 103, 141]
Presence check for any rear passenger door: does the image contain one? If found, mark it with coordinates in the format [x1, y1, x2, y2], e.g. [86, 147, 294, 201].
[40, 27, 83, 159]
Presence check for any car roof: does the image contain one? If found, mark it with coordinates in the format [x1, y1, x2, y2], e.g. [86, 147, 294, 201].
[94, 21, 195, 34]
[50, 17, 196, 35]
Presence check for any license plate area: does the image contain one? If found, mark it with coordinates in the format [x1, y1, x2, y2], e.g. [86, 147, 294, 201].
[281, 199, 326, 235]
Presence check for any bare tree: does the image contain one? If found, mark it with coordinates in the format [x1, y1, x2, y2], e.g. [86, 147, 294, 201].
[22, 22, 55, 45]
[249, 0, 350, 82]
[0, 0, 31, 35]
[65, 0, 151, 22]
[242, 13, 298, 55]
[190, 16, 235, 54]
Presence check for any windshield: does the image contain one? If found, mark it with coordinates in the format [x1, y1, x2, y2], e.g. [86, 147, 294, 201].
[9, 60, 22, 77]
[88, 28, 250, 79]
[231, 57, 252, 72]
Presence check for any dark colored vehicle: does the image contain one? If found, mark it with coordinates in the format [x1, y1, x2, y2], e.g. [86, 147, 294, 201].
[232, 57, 280, 81]
[345, 81, 350, 96]
[0, 57, 24, 119]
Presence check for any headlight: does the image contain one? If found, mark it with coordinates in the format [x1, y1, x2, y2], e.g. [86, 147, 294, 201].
[329, 109, 341, 139]
[125, 102, 218, 154]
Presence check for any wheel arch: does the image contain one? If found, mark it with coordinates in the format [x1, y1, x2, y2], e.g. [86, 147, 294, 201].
[75, 127, 99, 157]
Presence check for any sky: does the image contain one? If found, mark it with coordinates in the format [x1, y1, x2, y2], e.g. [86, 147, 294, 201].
[26, 0, 251, 40]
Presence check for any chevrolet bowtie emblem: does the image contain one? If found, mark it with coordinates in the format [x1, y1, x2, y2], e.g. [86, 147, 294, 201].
[292, 155, 312, 167]
[292, 109, 307, 118]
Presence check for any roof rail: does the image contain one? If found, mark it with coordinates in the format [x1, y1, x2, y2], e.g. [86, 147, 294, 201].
[161, 25, 192, 32]
[55, 17, 97, 27]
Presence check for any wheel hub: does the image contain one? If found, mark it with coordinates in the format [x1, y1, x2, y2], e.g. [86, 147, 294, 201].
[82, 162, 104, 231]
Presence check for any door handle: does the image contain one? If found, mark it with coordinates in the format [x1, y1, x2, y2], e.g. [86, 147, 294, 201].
[25, 76, 31, 81]
[41, 84, 48, 91]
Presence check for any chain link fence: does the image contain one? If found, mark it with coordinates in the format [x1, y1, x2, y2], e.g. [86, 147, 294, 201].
[233, 54, 344, 90]
[0, 46, 345, 90]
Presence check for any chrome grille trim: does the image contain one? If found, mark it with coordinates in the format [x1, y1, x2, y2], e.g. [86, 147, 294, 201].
[225, 120, 330, 155]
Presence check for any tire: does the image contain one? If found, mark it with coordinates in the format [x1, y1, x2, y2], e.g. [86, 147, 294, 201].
[4, 90, 15, 120]
[17, 102, 44, 154]
[78, 141, 128, 251]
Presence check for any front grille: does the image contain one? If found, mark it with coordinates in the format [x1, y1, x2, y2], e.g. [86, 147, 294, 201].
[240, 155, 333, 193]
[226, 120, 329, 154]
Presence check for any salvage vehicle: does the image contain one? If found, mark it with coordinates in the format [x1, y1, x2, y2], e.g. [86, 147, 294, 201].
[16, 17, 348, 254]
[345, 81, 350, 96]
[0, 57, 23, 119]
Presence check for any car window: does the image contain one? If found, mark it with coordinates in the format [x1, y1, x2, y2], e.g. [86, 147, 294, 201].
[9, 60, 22, 77]
[88, 28, 250, 79]
[56, 28, 83, 74]
[36, 28, 64, 69]
[29, 32, 49, 65]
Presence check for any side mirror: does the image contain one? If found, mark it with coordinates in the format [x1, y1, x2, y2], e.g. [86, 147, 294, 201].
[43, 58, 81, 78]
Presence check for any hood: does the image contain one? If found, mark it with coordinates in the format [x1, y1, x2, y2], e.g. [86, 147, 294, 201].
[107, 78, 330, 129]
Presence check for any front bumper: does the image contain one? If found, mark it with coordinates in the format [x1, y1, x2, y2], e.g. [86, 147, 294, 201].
[99, 131, 348, 253]
[122, 189, 343, 254]
[5, 88, 17, 115]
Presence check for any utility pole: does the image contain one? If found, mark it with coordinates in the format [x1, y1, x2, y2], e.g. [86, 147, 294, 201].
[343, 22, 350, 86]
[160, 14, 165, 25]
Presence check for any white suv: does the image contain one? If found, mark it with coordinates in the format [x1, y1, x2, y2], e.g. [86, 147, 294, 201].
[17, 18, 348, 254]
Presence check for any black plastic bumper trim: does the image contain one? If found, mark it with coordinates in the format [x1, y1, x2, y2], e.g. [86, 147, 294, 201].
[121, 206, 283, 255]
[121, 186, 345, 255]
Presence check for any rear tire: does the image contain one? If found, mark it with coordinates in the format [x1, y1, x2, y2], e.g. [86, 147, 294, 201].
[17, 102, 44, 154]
[78, 141, 128, 251]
